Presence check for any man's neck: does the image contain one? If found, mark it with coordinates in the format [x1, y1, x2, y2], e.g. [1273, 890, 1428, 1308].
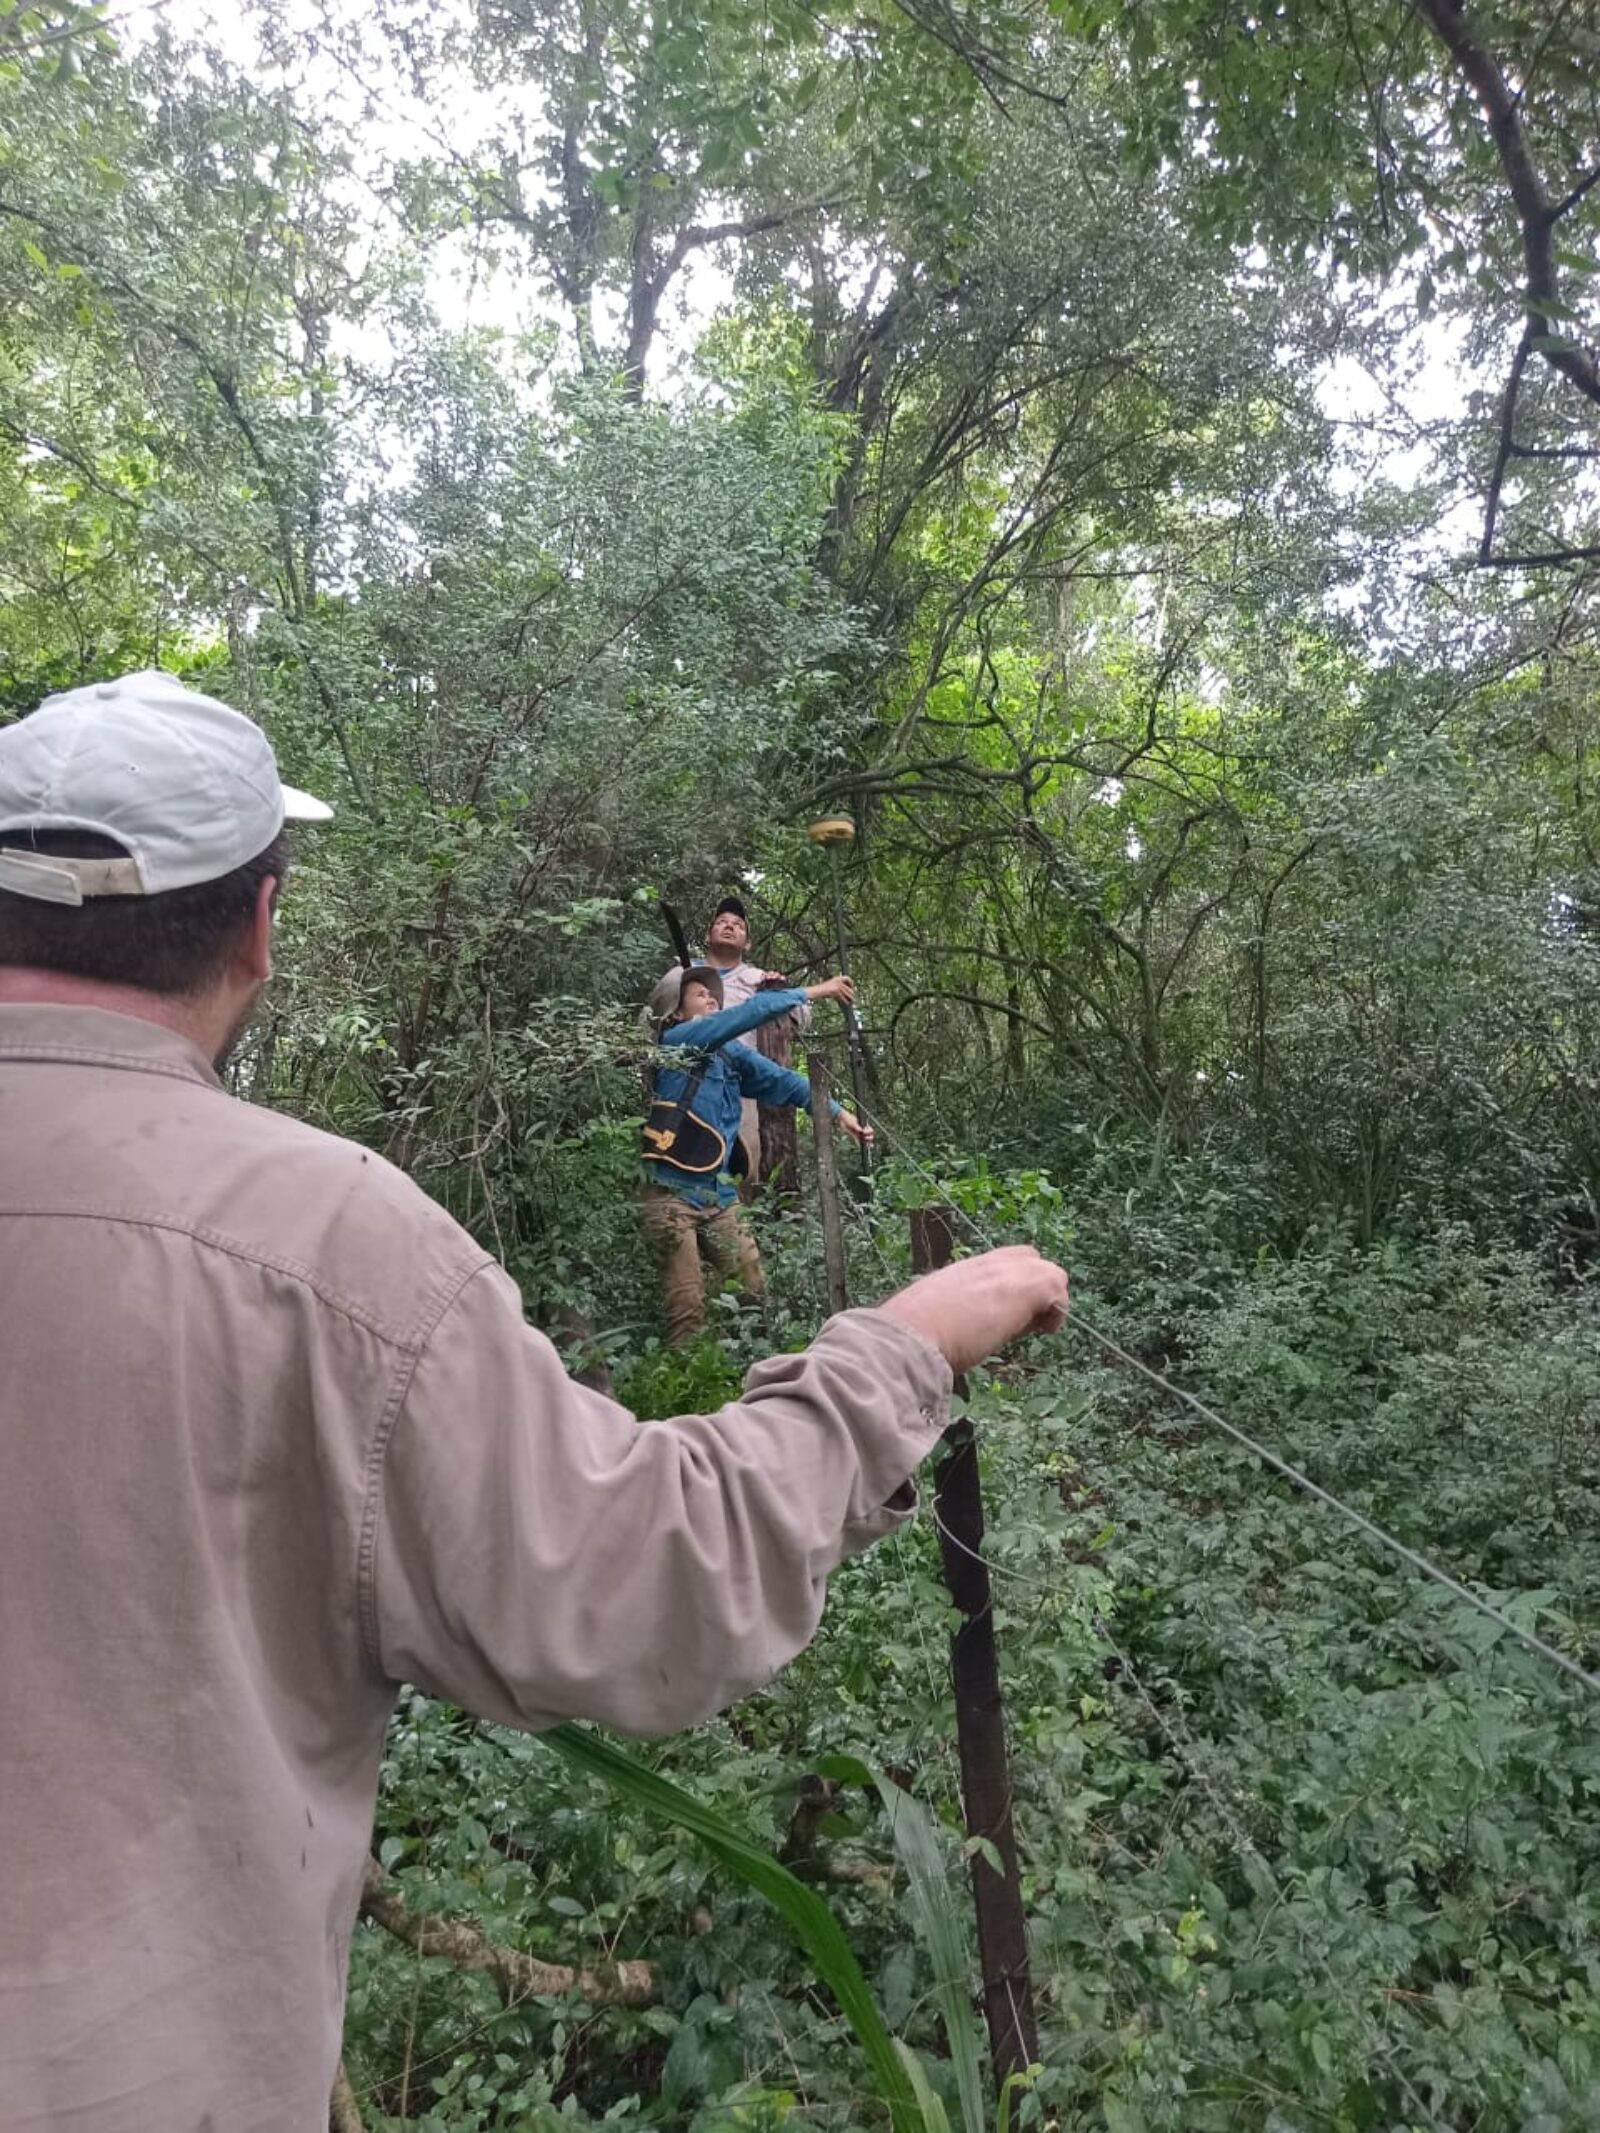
[0, 968, 216, 1055]
[704, 947, 743, 971]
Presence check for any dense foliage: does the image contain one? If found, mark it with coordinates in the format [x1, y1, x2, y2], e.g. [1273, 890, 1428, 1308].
[4, 0, 1600, 2126]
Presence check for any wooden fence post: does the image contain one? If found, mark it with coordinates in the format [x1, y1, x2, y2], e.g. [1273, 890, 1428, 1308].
[809, 1054, 850, 1316]
[909, 1206, 1040, 2087]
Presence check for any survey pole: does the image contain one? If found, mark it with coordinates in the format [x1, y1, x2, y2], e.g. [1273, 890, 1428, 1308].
[807, 1054, 850, 1316]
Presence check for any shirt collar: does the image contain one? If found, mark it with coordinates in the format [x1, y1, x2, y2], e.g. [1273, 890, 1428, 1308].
[0, 1002, 223, 1089]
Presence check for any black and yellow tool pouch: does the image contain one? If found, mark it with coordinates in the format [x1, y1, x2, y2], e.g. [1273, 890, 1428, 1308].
[641, 1064, 729, 1176]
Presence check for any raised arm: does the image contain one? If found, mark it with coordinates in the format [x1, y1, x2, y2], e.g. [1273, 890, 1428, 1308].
[372, 1266, 951, 1735]
[372, 1244, 1066, 1736]
[661, 987, 809, 1054]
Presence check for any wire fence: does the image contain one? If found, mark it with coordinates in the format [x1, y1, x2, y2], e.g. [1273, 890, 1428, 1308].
[808, 1082, 1600, 2125]
[856, 1098, 1600, 1706]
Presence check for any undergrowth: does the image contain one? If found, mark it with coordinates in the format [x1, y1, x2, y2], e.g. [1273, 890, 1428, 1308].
[347, 1153, 1600, 2131]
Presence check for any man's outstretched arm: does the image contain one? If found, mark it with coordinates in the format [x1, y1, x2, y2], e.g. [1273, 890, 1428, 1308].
[370, 1248, 1067, 1737]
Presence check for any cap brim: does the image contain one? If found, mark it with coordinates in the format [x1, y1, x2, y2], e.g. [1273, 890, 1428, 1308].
[282, 784, 334, 822]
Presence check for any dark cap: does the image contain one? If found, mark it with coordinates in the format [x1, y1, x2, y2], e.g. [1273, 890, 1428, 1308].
[714, 895, 748, 922]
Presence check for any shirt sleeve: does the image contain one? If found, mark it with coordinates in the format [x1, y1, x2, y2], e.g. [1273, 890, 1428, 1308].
[369, 1272, 951, 1735]
[660, 987, 809, 1054]
[728, 1043, 835, 1113]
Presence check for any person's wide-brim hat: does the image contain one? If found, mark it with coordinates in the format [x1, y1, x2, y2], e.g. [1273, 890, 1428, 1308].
[649, 965, 725, 1023]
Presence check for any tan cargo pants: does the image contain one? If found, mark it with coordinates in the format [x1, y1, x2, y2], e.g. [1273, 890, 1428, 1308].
[640, 1185, 766, 1347]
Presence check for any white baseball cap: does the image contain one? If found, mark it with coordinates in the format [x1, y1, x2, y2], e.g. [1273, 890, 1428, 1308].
[0, 669, 332, 906]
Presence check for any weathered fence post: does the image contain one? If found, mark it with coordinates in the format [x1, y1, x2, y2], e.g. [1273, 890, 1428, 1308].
[808, 1054, 850, 1317]
[910, 1205, 1040, 2087]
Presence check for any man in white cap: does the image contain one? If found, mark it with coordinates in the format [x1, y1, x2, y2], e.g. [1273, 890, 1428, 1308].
[0, 669, 1069, 2129]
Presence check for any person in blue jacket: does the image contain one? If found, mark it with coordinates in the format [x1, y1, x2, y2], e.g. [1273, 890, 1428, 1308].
[642, 963, 873, 1345]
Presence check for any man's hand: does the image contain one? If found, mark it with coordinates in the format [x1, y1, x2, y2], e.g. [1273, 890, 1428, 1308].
[805, 974, 857, 1005]
[760, 968, 789, 984]
[837, 1110, 875, 1146]
[877, 1245, 1069, 1377]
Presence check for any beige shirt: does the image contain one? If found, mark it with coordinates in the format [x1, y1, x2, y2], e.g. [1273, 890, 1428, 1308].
[0, 1004, 949, 2130]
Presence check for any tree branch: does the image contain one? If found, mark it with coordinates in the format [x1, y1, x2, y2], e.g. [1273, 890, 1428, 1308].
[1411, 0, 1600, 408]
[1507, 440, 1600, 461]
[676, 202, 835, 255]
[1551, 164, 1600, 222]
[886, 987, 1057, 1047]
[329, 2061, 366, 2133]
[1480, 318, 1535, 563]
[624, 202, 833, 400]
[1479, 543, 1600, 565]
[358, 1859, 657, 2008]
[879, 0, 1075, 112]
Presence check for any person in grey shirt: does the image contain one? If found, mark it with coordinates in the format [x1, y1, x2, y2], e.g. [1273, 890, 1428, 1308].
[0, 670, 1070, 2130]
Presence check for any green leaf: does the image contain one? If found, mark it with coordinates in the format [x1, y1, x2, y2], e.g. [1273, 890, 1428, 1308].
[874, 1772, 987, 2133]
[996, 2068, 1038, 2133]
[961, 1833, 1005, 1877]
[541, 1725, 923, 2133]
[893, 2040, 952, 2133]
[700, 134, 737, 180]
[815, 1751, 876, 1786]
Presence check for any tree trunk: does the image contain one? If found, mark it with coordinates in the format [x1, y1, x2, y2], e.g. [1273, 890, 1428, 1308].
[753, 991, 802, 1196]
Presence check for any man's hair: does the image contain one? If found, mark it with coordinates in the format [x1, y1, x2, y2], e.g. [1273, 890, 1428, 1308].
[0, 827, 289, 997]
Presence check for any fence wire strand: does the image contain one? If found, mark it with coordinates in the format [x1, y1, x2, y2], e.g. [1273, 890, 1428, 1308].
[859, 1102, 1600, 1704]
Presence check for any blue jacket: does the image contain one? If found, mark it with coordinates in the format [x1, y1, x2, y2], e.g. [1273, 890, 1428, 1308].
[646, 988, 835, 1207]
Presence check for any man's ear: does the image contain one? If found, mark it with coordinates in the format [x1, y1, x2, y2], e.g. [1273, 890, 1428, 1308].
[239, 873, 276, 985]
